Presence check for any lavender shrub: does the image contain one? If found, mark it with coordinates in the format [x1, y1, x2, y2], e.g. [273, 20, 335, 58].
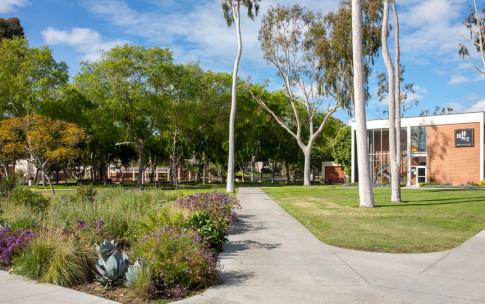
[0, 227, 34, 265]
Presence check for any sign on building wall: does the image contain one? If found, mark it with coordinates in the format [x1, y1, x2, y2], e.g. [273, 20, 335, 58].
[455, 128, 474, 147]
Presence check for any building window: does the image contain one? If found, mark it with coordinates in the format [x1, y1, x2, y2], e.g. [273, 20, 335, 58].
[411, 126, 426, 153]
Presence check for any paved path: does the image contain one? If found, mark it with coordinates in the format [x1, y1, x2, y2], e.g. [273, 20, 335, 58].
[0, 271, 116, 303]
[177, 187, 485, 304]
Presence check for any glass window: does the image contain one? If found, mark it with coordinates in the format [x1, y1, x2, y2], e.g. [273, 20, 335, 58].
[411, 126, 426, 153]
[411, 156, 426, 166]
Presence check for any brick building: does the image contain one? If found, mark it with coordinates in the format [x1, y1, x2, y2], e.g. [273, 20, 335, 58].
[350, 112, 484, 186]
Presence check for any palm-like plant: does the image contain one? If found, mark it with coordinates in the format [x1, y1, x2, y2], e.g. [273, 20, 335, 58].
[221, 0, 261, 193]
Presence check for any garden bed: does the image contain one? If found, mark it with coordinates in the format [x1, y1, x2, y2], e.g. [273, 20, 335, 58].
[0, 186, 239, 303]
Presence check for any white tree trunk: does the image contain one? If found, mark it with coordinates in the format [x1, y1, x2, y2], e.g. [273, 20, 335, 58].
[382, 0, 400, 202]
[303, 147, 312, 186]
[352, 0, 375, 208]
[226, 3, 241, 193]
[392, 0, 402, 202]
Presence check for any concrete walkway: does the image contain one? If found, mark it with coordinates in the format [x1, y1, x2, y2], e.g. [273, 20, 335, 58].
[0, 271, 116, 303]
[177, 187, 485, 304]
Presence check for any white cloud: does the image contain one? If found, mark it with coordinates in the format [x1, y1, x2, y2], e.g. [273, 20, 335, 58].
[0, 0, 28, 13]
[84, 0, 337, 70]
[448, 74, 470, 85]
[400, 0, 468, 59]
[41, 27, 127, 61]
[468, 99, 485, 112]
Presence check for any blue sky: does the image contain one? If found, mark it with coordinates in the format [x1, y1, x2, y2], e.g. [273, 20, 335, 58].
[1, 0, 484, 122]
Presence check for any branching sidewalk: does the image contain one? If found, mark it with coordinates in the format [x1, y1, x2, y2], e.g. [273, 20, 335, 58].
[176, 187, 485, 304]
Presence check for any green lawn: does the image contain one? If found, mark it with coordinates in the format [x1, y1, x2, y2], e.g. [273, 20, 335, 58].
[262, 186, 485, 253]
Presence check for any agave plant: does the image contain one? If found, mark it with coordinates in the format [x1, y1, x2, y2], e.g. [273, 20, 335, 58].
[125, 259, 142, 287]
[94, 240, 129, 284]
[96, 239, 117, 261]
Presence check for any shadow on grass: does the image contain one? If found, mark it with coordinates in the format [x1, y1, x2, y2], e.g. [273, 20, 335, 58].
[376, 197, 485, 208]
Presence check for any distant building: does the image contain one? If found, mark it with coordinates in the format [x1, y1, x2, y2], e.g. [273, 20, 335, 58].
[350, 112, 485, 186]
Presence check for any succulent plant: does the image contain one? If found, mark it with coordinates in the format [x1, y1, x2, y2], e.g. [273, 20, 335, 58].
[125, 260, 142, 287]
[94, 240, 129, 284]
[96, 239, 117, 261]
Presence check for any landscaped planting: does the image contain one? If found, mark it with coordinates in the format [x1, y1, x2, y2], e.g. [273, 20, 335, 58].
[0, 187, 239, 302]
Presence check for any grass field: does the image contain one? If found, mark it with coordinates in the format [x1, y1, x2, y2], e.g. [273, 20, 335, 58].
[262, 186, 485, 253]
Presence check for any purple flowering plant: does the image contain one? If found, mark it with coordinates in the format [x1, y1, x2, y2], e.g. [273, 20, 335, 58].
[0, 226, 34, 265]
[175, 192, 240, 226]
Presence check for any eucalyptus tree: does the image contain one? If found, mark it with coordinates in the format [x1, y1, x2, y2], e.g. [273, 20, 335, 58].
[381, 0, 400, 202]
[352, 0, 375, 207]
[254, 4, 375, 186]
[221, 0, 261, 192]
[459, 0, 485, 76]
[75, 45, 172, 186]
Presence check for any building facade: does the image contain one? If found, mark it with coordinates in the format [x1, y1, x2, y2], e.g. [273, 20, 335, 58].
[350, 112, 485, 186]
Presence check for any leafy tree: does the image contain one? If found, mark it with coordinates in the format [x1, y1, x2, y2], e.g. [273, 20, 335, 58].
[332, 126, 352, 180]
[252, 5, 340, 186]
[0, 18, 24, 40]
[75, 45, 172, 186]
[0, 38, 68, 117]
[221, 0, 261, 193]
[0, 114, 85, 195]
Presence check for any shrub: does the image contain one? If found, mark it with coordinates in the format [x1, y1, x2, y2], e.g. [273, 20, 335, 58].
[76, 185, 97, 203]
[0, 175, 17, 197]
[186, 211, 227, 252]
[0, 227, 34, 265]
[7, 216, 38, 230]
[126, 261, 154, 299]
[14, 231, 94, 286]
[175, 192, 239, 227]
[131, 225, 219, 297]
[9, 187, 49, 212]
[479, 180, 485, 187]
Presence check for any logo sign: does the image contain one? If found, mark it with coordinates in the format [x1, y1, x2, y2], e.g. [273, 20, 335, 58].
[455, 128, 474, 147]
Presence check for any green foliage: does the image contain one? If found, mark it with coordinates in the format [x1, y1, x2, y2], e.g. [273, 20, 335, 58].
[331, 126, 352, 177]
[9, 188, 49, 212]
[7, 216, 38, 230]
[0, 175, 17, 197]
[126, 262, 153, 299]
[131, 226, 218, 294]
[186, 211, 227, 252]
[0, 18, 24, 40]
[76, 185, 97, 203]
[0, 38, 68, 116]
[480, 180, 485, 187]
[14, 232, 93, 286]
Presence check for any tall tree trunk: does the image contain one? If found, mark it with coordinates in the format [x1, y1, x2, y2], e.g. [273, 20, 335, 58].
[382, 0, 400, 202]
[250, 156, 255, 182]
[171, 131, 178, 187]
[226, 3, 241, 193]
[1, 163, 8, 179]
[272, 159, 276, 183]
[41, 163, 55, 196]
[352, 0, 375, 208]
[285, 161, 290, 183]
[303, 147, 312, 186]
[136, 140, 145, 187]
[392, 0, 402, 202]
[259, 162, 263, 182]
[202, 152, 207, 184]
[240, 163, 245, 182]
